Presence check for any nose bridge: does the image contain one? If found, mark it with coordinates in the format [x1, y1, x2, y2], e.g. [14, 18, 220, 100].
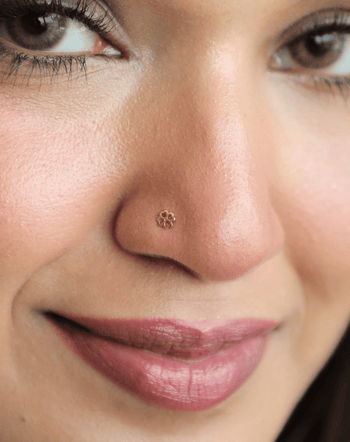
[160, 51, 267, 235]
[114, 50, 284, 281]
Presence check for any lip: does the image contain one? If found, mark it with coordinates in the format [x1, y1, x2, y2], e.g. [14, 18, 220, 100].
[47, 312, 278, 411]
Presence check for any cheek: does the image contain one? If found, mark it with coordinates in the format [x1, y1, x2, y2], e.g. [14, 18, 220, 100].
[273, 113, 350, 294]
[0, 103, 125, 279]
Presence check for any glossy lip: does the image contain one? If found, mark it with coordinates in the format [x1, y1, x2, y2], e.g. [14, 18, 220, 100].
[47, 312, 279, 411]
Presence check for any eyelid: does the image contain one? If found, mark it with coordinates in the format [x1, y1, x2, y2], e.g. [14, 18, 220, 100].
[0, 0, 135, 58]
[275, 8, 350, 49]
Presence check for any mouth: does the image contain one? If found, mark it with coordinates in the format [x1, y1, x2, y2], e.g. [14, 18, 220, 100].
[46, 311, 278, 411]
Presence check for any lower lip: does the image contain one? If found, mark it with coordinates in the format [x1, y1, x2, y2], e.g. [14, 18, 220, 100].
[50, 320, 274, 411]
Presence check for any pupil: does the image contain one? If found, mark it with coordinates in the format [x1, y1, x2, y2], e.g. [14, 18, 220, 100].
[21, 12, 48, 37]
[305, 33, 336, 58]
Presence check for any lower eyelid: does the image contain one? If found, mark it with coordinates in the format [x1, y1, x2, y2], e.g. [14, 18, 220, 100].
[300, 75, 350, 98]
[0, 42, 87, 85]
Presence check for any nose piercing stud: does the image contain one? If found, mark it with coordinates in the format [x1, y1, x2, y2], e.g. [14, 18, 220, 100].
[157, 210, 176, 229]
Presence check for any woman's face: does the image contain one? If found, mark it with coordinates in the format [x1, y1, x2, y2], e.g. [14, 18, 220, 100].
[1, 0, 350, 440]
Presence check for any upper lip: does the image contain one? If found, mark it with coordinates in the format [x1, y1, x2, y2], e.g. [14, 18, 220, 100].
[48, 312, 279, 360]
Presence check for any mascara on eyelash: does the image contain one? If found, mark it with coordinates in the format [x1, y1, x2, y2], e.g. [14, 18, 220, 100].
[0, 41, 89, 86]
[0, 0, 117, 38]
[278, 8, 350, 47]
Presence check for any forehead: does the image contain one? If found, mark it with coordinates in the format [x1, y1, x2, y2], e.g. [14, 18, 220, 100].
[112, 0, 318, 40]
[117, 0, 305, 16]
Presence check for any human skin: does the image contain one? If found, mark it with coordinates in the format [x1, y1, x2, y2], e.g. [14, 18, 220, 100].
[1, 0, 350, 440]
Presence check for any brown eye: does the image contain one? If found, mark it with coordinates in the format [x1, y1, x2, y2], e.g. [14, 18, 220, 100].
[6, 13, 69, 51]
[288, 31, 346, 69]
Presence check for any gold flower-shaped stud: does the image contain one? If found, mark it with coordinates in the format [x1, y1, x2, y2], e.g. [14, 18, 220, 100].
[157, 210, 176, 229]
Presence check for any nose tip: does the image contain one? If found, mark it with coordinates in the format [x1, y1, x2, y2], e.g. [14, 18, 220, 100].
[114, 168, 284, 282]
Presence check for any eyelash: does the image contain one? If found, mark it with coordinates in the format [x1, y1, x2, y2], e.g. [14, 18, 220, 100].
[0, 0, 123, 85]
[1, 4, 350, 93]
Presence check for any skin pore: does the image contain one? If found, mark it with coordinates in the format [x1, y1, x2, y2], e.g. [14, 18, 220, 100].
[1, 0, 350, 440]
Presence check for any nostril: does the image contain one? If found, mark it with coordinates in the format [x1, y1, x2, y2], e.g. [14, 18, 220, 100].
[138, 254, 199, 278]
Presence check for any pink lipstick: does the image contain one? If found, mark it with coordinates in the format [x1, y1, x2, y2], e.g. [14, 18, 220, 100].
[47, 313, 278, 411]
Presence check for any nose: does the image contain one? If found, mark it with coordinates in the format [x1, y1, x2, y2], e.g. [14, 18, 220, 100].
[114, 55, 284, 282]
